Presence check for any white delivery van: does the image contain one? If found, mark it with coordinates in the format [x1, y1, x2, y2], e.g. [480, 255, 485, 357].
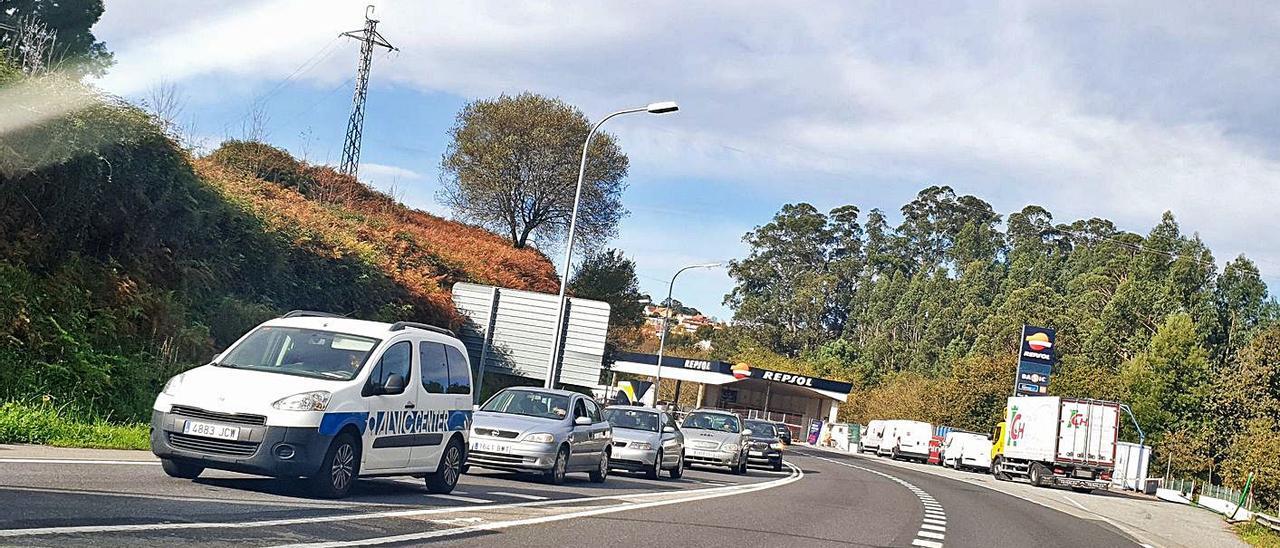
[940, 431, 985, 468]
[885, 420, 933, 462]
[876, 420, 903, 456]
[991, 396, 1120, 492]
[861, 420, 886, 454]
[151, 311, 474, 498]
[958, 437, 993, 471]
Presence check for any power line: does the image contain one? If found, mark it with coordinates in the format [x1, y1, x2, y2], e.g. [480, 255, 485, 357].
[338, 5, 397, 178]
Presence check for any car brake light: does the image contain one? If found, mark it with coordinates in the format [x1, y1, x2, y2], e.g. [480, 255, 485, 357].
[1100, 471, 1112, 481]
[1053, 467, 1065, 475]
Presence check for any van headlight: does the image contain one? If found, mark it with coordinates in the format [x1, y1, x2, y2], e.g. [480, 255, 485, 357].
[629, 442, 652, 450]
[161, 375, 183, 396]
[272, 391, 331, 411]
[523, 433, 555, 444]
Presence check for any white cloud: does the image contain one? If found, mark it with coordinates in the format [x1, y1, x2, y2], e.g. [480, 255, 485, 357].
[360, 162, 422, 181]
[93, 0, 1280, 282]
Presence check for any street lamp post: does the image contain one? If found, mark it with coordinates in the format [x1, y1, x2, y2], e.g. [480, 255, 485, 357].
[544, 101, 679, 390]
[653, 262, 723, 407]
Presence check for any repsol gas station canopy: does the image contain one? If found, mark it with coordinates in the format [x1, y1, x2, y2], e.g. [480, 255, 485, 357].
[612, 352, 854, 402]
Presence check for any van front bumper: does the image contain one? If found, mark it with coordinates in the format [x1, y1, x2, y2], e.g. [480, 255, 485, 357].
[150, 410, 332, 478]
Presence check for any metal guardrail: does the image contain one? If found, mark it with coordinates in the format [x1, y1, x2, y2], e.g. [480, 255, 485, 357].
[1255, 513, 1280, 533]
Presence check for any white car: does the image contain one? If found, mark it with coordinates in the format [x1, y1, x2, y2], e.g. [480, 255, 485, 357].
[151, 311, 474, 498]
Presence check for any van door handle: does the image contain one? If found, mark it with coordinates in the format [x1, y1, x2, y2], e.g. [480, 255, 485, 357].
[404, 402, 416, 409]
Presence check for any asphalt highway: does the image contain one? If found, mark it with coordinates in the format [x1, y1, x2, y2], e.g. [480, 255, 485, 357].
[0, 446, 1140, 547]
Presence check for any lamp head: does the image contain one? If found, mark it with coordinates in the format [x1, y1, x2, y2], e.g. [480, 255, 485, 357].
[646, 101, 679, 114]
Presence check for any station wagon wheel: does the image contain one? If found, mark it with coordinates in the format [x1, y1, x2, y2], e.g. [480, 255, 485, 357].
[590, 449, 610, 483]
[669, 452, 684, 479]
[426, 438, 464, 494]
[545, 446, 568, 485]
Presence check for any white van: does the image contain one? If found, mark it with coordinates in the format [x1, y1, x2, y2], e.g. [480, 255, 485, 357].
[861, 420, 886, 453]
[151, 311, 473, 498]
[876, 420, 904, 457]
[958, 437, 993, 471]
[885, 420, 933, 462]
[940, 431, 986, 468]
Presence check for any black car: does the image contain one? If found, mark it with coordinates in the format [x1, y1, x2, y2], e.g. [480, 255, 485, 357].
[744, 420, 784, 471]
[772, 422, 793, 444]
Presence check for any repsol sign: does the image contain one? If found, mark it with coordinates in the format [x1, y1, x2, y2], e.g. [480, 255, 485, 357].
[761, 371, 815, 387]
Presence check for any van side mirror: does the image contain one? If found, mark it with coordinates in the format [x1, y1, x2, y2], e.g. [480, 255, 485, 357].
[574, 416, 592, 426]
[383, 373, 405, 395]
[662, 426, 676, 433]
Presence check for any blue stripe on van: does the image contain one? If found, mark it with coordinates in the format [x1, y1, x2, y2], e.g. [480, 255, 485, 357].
[319, 412, 370, 436]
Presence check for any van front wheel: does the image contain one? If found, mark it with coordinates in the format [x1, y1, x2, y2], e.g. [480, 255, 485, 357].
[161, 458, 203, 479]
[307, 433, 360, 499]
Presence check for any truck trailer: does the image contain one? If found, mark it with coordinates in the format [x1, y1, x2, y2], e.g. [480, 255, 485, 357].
[990, 396, 1119, 492]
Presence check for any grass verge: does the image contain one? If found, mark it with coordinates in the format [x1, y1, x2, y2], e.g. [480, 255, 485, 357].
[0, 401, 149, 450]
[1236, 522, 1280, 548]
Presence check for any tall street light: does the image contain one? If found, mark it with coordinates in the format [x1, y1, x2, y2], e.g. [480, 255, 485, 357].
[653, 262, 723, 406]
[544, 101, 680, 389]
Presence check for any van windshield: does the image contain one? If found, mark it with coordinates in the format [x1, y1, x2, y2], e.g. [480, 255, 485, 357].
[217, 326, 380, 381]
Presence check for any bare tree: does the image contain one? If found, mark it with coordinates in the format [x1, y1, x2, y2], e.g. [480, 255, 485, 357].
[240, 102, 271, 142]
[144, 80, 186, 138]
[1, 15, 58, 75]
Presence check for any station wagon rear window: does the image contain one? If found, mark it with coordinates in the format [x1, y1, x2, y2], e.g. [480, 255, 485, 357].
[217, 326, 380, 381]
[682, 412, 740, 433]
[481, 390, 570, 420]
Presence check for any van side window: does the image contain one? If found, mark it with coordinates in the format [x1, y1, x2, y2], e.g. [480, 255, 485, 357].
[419, 342, 449, 394]
[444, 345, 471, 395]
[573, 399, 588, 421]
[366, 341, 411, 395]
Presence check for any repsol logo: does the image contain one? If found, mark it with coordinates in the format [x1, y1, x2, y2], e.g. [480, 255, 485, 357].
[365, 409, 451, 438]
[1022, 350, 1052, 361]
[761, 371, 814, 387]
[685, 360, 712, 371]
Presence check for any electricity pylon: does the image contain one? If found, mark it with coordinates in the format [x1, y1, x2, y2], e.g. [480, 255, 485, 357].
[338, 5, 396, 178]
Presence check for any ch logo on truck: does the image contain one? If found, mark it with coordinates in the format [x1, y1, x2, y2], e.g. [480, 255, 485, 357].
[1010, 409, 1025, 445]
[1067, 410, 1089, 428]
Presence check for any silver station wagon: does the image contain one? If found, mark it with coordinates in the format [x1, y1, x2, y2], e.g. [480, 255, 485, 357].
[603, 405, 685, 479]
[680, 409, 750, 475]
[467, 388, 612, 484]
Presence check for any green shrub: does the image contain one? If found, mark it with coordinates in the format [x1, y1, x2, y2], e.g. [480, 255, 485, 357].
[0, 400, 149, 450]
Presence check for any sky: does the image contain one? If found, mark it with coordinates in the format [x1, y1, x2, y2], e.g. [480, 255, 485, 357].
[90, 0, 1280, 320]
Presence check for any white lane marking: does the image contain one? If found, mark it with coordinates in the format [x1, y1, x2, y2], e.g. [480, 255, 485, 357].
[269, 463, 805, 548]
[425, 494, 493, 504]
[804, 452, 947, 548]
[0, 484, 388, 510]
[488, 492, 549, 501]
[0, 458, 158, 466]
[0, 469, 778, 537]
[923, 518, 947, 526]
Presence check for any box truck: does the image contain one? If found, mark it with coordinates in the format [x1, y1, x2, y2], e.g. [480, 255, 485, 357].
[990, 396, 1119, 492]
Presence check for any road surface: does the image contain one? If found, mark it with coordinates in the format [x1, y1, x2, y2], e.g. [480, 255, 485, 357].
[0, 445, 1140, 547]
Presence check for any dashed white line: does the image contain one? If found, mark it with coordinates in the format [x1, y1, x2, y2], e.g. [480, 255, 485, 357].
[424, 494, 493, 504]
[0, 458, 158, 466]
[912, 539, 943, 548]
[488, 492, 549, 501]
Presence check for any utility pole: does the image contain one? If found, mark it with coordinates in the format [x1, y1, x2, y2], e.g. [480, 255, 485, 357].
[339, 5, 396, 178]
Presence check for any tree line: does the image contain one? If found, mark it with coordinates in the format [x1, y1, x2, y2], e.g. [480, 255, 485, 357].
[712, 185, 1280, 504]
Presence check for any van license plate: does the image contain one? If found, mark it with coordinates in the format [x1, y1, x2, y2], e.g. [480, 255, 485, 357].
[182, 420, 240, 441]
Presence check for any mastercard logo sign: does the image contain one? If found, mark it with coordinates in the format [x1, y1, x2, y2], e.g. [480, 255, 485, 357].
[1025, 332, 1053, 352]
[731, 363, 751, 380]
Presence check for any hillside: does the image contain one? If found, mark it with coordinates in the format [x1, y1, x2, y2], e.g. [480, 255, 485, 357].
[0, 72, 557, 421]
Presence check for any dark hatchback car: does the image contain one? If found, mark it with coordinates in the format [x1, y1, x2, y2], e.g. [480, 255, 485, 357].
[744, 420, 784, 471]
